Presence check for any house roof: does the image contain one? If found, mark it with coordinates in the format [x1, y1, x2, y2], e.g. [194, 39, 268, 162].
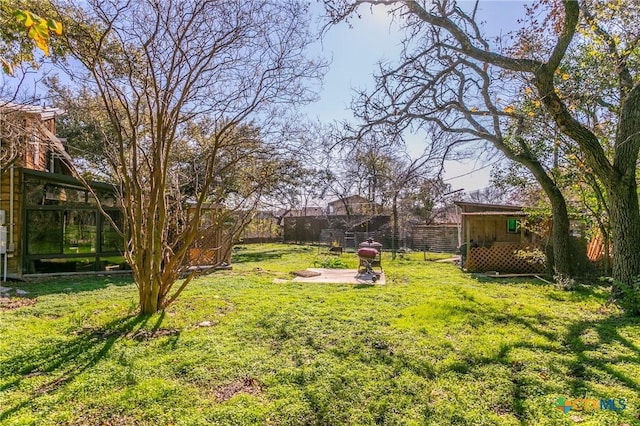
[0, 102, 72, 167]
[1, 102, 64, 120]
[327, 194, 371, 206]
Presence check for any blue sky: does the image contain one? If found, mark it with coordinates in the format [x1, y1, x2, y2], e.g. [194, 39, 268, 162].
[305, 1, 532, 193]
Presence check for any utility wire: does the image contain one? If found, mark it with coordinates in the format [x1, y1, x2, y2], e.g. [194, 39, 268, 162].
[442, 159, 501, 182]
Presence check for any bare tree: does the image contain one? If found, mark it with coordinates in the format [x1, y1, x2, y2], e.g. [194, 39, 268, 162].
[327, 0, 640, 293]
[57, 0, 326, 314]
[0, 106, 25, 174]
[345, 130, 445, 258]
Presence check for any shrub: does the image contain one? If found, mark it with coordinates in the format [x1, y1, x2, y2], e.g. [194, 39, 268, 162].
[613, 275, 640, 316]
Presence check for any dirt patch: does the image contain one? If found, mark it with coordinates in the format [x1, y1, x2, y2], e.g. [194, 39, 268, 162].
[214, 377, 262, 402]
[79, 327, 179, 341]
[71, 413, 136, 426]
[0, 297, 36, 311]
[36, 376, 69, 394]
[128, 328, 179, 341]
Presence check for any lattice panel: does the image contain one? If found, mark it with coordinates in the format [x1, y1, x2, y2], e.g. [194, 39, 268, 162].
[465, 244, 545, 273]
[188, 247, 222, 266]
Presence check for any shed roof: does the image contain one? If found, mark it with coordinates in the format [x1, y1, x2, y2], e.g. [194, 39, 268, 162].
[462, 211, 528, 216]
[454, 201, 526, 210]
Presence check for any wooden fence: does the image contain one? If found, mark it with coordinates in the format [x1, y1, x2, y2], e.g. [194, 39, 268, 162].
[586, 232, 610, 262]
[186, 225, 232, 267]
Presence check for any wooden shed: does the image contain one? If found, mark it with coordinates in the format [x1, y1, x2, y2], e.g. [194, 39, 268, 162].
[184, 203, 233, 269]
[455, 201, 544, 274]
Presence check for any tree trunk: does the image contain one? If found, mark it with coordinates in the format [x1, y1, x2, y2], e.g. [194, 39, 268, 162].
[545, 187, 573, 278]
[607, 179, 640, 289]
[141, 285, 161, 314]
[497, 145, 574, 277]
[138, 271, 166, 314]
[132, 246, 166, 315]
[606, 84, 640, 304]
[392, 194, 399, 260]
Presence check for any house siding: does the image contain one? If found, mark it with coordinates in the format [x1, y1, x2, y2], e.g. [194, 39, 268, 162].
[0, 168, 23, 277]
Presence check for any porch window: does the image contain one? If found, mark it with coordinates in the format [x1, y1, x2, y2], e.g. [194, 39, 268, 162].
[22, 170, 126, 274]
[26, 210, 63, 254]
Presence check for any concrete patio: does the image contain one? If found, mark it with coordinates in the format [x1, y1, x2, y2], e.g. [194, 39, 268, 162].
[275, 268, 385, 284]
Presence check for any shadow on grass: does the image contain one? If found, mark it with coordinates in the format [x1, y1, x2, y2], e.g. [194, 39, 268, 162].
[469, 273, 552, 286]
[469, 274, 611, 303]
[385, 288, 639, 421]
[562, 315, 640, 395]
[443, 308, 640, 420]
[232, 246, 313, 264]
[0, 313, 171, 421]
[11, 276, 135, 298]
[353, 283, 377, 289]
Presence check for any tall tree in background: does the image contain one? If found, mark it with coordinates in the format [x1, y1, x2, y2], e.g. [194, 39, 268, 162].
[44, 78, 116, 179]
[329, 0, 640, 308]
[57, 0, 325, 314]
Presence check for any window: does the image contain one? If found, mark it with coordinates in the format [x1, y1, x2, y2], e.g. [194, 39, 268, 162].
[101, 210, 123, 253]
[507, 218, 521, 234]
[63, 210, 97, 254]
[23, 172, 124, 274]
[27, 210, 63, 254]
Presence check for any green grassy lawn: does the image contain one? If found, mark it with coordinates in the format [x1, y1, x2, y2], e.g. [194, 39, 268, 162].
[1, 244, 639, 425]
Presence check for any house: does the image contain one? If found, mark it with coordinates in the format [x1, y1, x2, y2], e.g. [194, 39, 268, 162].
[282, 196, 390, 246]
[0, 102, 124, 278]
[454, 201, 544, 273]
[327, 195, 383, 216]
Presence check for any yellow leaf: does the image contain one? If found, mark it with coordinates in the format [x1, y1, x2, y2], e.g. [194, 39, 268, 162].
[503, 105, 515, 114]
[30, 32, 50, 55]
[525, 87, 532, 95]
[533, 100, 540, 107]
[53, 20, 63, 35]
[47, 18, 63, 35]
[561, 73, 569, 80]
[23, 11, 35, 28]
[470, 107, 478, 113]
[528, 111, 536, 117]
[27, 24, 51, 55]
